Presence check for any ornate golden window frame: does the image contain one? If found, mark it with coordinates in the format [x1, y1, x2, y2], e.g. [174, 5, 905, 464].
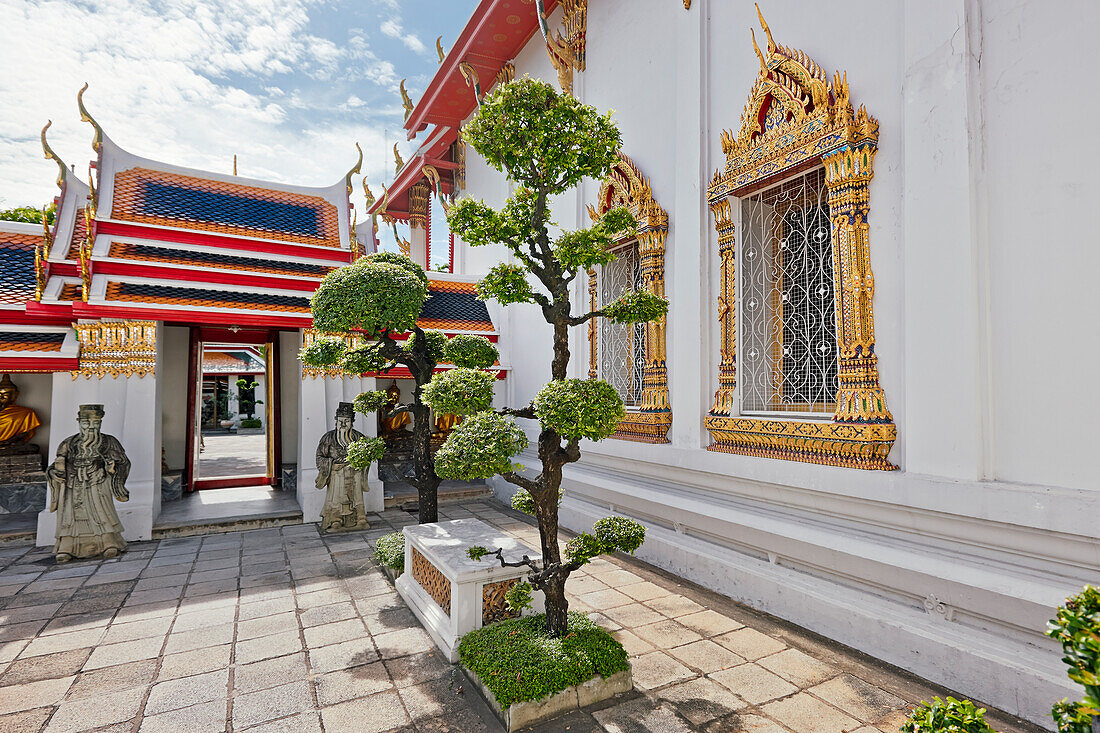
[587, 153, 671, 444]
[705, 10, 896, 470]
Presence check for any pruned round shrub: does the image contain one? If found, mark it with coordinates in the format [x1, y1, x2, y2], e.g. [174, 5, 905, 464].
[477, 263, 535, 305]
[900, 697, 996, 733]
[533, 379, 624, 442]
[374, 532, 405, 573]
[510, 487, 561, 516]
[1048, 585, 1100, 727]
[363, 251, 428, 285]
[445, 334, 499, 369]
[345, 436, 386, 471]
[353, 390, 390, 414]
[593, 516, 645, 555]
[422, 368, 495, 417]
[299, 335, 346, 368]
[311, 260, 427, 335]
[603, 289, 669, 324]
[433, 412, 527, 480]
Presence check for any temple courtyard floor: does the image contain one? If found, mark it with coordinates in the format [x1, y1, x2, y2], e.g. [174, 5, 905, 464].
[0, 500, 1040, 733]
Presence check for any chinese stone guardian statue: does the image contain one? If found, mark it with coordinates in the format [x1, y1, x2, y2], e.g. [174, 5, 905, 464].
[47, 404, 130, 562]
[315, 402, 370, 532]
[0, 373, 42, 450]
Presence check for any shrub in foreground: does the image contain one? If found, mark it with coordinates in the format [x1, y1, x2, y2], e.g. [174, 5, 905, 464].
[374, 532, 405, 574]
[457, 612, 628, 709]
[900, 697, 996, 733]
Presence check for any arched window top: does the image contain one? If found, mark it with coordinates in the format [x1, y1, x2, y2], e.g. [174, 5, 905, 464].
[709, 5, 880, 201]
[588, 153, 668, 238]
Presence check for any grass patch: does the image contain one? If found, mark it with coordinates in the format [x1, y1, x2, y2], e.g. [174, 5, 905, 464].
[458, 612, 629, 709]
[374, 532, 404, 573]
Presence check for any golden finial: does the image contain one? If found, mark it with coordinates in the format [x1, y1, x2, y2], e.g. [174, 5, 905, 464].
[399, 79, 413, 120]
[755, 3, 777, 54]
[363, 179, 375, 207]
[233, 154, 237, 176]
[36, 210, 48, 301]
[436, 36, 446, 63]
[393, 143, 404, 172]
[378, 184, 390, 215]
[345, 142, 363, 195]
[41, 120, 68, 190]
[421, 165, 450, 213]
[683, 0, 691, 7]
[76, 83, 105, 153]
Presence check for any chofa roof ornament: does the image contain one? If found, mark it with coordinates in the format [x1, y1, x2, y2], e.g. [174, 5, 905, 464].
[40, 120, 68, 190]
[76, 83, 105, 153]
[345, 142, 363, 196]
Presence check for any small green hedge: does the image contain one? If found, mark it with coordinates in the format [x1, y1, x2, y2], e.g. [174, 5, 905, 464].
[374, 532, 405, 573]
[239, 418, 262, 429]
[900, 697, 996, 733]
[458, 612, 629, 709]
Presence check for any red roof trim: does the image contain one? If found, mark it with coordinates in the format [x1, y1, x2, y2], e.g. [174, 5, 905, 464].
[0, 357, 79, 373]
[95, 221, 353, 263]
[92, 261, 325, 292]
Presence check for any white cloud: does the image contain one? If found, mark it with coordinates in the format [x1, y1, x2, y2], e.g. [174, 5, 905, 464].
[380, 18, 428, 55]
[0, 0, 412, 208]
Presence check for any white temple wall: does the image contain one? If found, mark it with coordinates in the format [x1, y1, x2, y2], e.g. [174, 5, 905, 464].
[161, 326, 189, 472]
[37, 324, 163, 544]
[459, 0, 1099, 726]
[977, 0, 1100, 491]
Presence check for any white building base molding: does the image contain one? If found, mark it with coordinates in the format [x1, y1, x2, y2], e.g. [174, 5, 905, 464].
[504, 450, 1099, 731]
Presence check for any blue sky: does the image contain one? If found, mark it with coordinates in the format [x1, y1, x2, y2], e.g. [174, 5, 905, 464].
[0, 0, 478, 239]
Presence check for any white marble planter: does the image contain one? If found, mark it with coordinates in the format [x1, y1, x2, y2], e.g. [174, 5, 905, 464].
[395, 518, 544, 662]
[464, 666, 633, 731]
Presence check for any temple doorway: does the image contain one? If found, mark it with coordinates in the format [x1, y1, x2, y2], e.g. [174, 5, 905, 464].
[185, 329, 281, 491]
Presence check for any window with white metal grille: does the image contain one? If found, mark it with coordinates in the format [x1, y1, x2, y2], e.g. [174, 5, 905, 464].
[599, 242, 644, 407]
[739, 167, 838, 416]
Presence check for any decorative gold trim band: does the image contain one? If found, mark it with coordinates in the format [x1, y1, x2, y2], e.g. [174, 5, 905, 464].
[705, 414, 896, 470]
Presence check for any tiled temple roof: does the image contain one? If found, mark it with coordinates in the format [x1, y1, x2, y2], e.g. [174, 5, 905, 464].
[0, 232, 39, 307]
[65, 210, 87, 260]
[0, 331, 65, 352]
[107, 241, 334, 278]
[111, 167, 341, 247]
[420, 280, 493, 332]
[104, 282, 312, 313]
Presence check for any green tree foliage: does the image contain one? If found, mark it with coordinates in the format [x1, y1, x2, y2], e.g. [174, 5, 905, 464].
[301, 252, 443, 523]
[421, 368, 495, 416]
[1048, 586, 1100, 730]
[435, 77, 666, 637]
[533, 379, 625, 442]
[0, 202, 55, 225]
[900, 697, 996, 733]
[444, 334, 499, 368]
[433, 412, 527, 481]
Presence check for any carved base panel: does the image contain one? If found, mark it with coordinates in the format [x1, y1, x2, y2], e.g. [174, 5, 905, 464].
[705, 415, 897, 470]
[411, 546, 451, 614]
[482, 578, 521, 625]
[611, 411, 672, 444]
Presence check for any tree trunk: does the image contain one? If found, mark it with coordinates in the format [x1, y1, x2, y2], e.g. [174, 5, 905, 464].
[542, 574, 569, 637]
[534, 429, 571, 635]
[409, 401, 438, 524]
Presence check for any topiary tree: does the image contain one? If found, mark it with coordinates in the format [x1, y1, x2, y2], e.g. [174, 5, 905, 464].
[1048, 586, 1100, 733]
[300, 251, 499, 524]
[235, 377, 262, 419]
[425, 77, 666, 637]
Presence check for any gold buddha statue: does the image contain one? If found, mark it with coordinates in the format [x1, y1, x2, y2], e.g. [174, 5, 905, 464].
[433, 412, 462, 437]
[380, 380, 411, 437]
[0, 374, 42, 448]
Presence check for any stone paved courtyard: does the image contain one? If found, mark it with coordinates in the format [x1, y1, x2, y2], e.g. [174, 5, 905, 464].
[0, 501, 1040, 733]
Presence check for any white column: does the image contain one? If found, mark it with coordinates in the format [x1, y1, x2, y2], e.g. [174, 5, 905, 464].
[408, 225, 428, 270]
[296, 374, 383, 523]
[37, 323, 163, 545]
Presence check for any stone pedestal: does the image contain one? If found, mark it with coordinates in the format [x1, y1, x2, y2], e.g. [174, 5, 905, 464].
[0, 443, 47, 514]
[396, 518, 545, 662]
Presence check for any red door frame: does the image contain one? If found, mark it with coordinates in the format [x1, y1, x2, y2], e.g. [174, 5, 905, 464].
[187, 327, 282, 491]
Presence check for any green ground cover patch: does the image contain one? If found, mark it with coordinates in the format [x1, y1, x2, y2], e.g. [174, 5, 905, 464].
[374, 532, 404, 573]
[458, 612, 629, 709]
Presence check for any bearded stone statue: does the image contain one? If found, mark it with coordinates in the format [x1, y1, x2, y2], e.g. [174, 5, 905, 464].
[47, 404, 130, 562]
[315, 402, 370, 532]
